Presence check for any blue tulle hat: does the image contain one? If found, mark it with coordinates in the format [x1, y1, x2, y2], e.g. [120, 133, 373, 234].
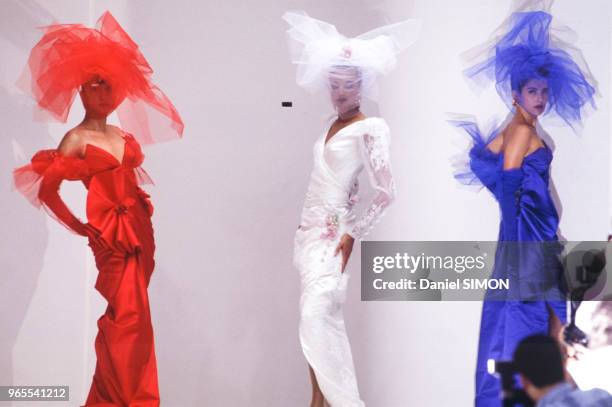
[465, 9, 596, 128]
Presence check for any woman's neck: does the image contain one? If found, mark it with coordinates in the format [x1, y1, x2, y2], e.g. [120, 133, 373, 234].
[337, 106, 362, 122]
[514, 104, 537, 127]
[80, 114, 108, 132]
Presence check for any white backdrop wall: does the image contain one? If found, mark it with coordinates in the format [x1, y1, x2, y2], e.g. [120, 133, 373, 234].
[0, 1, 609, 406]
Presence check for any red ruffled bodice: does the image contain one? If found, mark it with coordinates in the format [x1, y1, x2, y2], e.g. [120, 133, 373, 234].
[14, 132, 154, 255]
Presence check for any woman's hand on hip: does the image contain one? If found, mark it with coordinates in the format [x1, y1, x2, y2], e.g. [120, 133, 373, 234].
[334, 233, 355, 273]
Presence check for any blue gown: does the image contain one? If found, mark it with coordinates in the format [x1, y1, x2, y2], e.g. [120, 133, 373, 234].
[453, 120, 567, 406]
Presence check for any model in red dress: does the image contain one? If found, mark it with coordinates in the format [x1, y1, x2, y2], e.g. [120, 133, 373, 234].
[13, 12, 183, 407]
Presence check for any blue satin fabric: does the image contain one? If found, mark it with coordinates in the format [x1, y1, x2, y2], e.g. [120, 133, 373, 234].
[452, 120, 567, 406]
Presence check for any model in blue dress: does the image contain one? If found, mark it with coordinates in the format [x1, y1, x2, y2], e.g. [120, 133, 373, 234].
[451, 8, 596, 406]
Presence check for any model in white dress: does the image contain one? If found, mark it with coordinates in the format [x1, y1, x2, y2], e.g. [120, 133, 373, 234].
[283, 10, 418, 406]
[293, 116, 395, 406]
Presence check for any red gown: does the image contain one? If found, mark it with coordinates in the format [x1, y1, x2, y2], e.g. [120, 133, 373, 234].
[14, 131, 159, 407]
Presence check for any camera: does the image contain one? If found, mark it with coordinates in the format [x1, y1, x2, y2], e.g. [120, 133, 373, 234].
[487, 359, 534, 407]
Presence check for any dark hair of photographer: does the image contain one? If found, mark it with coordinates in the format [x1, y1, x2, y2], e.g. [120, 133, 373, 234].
[514, 335, 565, 389]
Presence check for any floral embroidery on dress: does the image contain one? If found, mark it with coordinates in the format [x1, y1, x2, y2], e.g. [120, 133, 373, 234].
[320, 213, 340, 240]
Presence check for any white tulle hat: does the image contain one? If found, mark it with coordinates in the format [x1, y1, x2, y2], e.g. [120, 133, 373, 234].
[283, 11, 421, 101]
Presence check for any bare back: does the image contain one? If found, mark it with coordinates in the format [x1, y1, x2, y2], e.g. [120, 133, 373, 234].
[487, 122, 545, 170]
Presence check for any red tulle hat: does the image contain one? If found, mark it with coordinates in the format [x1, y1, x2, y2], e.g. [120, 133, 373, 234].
[21, 11, 184, 144]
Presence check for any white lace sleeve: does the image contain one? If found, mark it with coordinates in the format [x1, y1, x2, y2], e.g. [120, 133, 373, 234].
[349, 119, 396, 241]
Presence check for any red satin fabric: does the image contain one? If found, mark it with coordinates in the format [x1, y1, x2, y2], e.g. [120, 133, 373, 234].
[14, 132, 159, 407]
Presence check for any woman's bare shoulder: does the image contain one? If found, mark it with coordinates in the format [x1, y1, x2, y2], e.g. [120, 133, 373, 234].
[503, 123, 535, 148]
[106, 124, 124, 135]
[58, 127, 87, 157]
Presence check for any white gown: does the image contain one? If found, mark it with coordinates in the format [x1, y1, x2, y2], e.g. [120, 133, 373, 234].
[293, 117, 395, 407]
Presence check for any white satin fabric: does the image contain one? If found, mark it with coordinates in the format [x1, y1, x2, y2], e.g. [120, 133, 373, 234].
[293, 117, 395, 407]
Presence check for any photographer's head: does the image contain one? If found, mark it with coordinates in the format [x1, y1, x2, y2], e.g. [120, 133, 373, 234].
[514, 334, 565, 402]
